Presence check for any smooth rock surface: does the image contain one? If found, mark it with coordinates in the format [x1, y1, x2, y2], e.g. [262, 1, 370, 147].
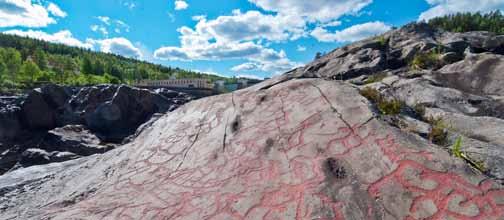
[2, 23, 504, 220]
[1, 79, 503, 219]
[436, 53, 504, 96]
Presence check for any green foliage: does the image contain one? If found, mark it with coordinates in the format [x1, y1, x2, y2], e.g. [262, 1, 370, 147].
[410, 51, 441, 70]
[377, 36, 389, 48]
[413, 103, 426, 118]
[0, 59, 7, 80]
[19, 60, 41, 84]
[360, 87, 404, 115]
[377, 99, 403, 115]
[1, 48, 22, 80]
[451, 136, 486, 173]
[452, 136, 463, 158]
[360, 87, 381, 102]
[0, 33, 230, 88]
[34, 48, 48, 70]
[81, 56, 94, 75]
[364, 73, 387, 84]
[428, 11, 504, 35]
[427, 116, 448, 145]
[93, 60, 105, 75]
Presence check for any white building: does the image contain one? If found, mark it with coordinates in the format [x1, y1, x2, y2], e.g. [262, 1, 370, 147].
[136, 78, 214, 89]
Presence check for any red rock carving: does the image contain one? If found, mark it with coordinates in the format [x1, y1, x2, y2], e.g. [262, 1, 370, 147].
[44, 82, 504, 220]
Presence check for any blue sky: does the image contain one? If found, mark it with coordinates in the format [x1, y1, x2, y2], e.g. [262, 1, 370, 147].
[1, 0, 504, 79]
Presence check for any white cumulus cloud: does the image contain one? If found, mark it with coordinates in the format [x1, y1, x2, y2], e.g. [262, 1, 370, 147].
[419, 0, 504, 21]
[4, 29, 142, 59]
[231, 62, 260, 72]
[236, 74, 264, 80]
[93, 38, 142, 59]
[248, 0, 373, 23]
[174, 0, 188, 10]
[0, 0, 60, 28]
[311, 21, 391, 43]
[3, 29, 93, 48]
[47, 2, 66, 18]
[154, 13, 301, 74]
[191, 10, 305, 42]
[156, 0, 379, 75]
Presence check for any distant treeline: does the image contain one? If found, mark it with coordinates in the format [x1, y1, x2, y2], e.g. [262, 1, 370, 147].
[0, 33, 231, 90]
[428, 11, 504, 35]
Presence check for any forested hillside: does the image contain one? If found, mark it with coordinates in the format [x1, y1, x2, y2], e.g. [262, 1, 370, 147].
[428, 11, 504, 34]
[0, 33, 228, 91]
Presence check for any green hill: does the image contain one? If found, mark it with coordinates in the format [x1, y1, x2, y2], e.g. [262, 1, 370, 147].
[0, 33, 230, 92]
[427, 11, 504, 34]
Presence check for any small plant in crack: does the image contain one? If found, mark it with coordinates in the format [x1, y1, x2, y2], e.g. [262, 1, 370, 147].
[413, 103, 427, 119]
[409, 47, 443, 70]
[360, 87, 404, 115]
[376, 36, 389, 49]
[377, 99, 403, 115]
[452, 136, 464, 158]
[364, 72, 388, 84]
[451, 136, 487, 173]
[360, 87, 381, 103]
[427, 116, 448, 145]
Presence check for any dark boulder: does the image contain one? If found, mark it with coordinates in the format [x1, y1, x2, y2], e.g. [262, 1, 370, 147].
[0, 84, 194, 174]
[0, 106, 23, 142]
[39, 84, 71, 110]
[20, 89, 57, 130]
[20, 84, 72, 130]
[84, 85, 175, 142]
[0, 145, 22, 174]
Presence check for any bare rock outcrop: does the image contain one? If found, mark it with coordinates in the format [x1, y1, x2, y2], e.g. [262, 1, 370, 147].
[2, 23, 504, 219]
[1, 79, 504, 219]
[0, 84, 193, 174]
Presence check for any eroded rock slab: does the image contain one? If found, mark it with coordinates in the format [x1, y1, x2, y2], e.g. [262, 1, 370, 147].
[1, 79, 502, 220]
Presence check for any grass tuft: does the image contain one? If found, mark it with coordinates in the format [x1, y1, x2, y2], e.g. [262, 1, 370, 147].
[427, 116, 448, 145]
[410, 48, 443, 70]
[360, 87, 404, 115]
[451, 136, 486, 173]
[364, 73, 388, 84]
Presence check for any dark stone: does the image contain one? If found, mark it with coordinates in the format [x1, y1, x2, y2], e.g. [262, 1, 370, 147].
[0, 84, 193, 173]
[39, 84, 71, 110]
[0, 106, 23, 141]
[324, 158, 347, 180]
[440, 52, 464, 64]
[85, 86, 176, 142]
[264, 138, 275, 154]
[231, 115, 241, 133]
[21, 90, 57, 130]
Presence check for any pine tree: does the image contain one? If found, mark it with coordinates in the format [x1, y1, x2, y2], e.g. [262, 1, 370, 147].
[34, 48, 48, 70]
[93, 60, 105, 75]
[428, 11, 504, 35]
[81, 56, 93, 74]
